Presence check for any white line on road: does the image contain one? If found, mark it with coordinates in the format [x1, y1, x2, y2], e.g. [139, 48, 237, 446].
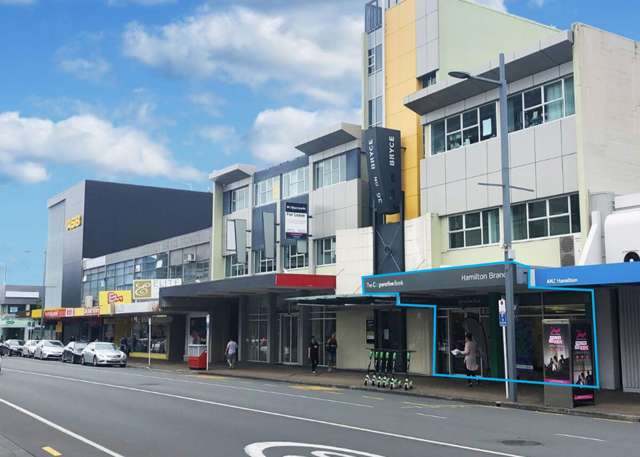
[416, 412, 447, 420]
[4, 368, 524, 457]
[0, 397, 125, 457]
[555, 433, 605, 442]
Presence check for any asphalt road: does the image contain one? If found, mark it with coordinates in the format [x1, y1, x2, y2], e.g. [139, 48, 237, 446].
[0, 357, 638, 457]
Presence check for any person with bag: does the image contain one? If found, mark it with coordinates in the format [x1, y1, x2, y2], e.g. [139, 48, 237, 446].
[325, 333, 337, 372]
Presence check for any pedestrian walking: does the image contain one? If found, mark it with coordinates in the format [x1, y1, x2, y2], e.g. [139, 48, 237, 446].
[325, 333, 337, 372]
[119, 336, 129, 356]
[461, 332, 479, 386]
[225, 338, 238, 368]
[308, 336, 320, 374]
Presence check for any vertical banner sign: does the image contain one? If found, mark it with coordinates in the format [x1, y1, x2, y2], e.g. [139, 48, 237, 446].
[572, 320, 595, 402]
[284, 202, 308, 240]
[543, 319, 571, 384]
[235, 219, 247, 264]
[263, 212, 276, 259]
[364, 127, 402, 214]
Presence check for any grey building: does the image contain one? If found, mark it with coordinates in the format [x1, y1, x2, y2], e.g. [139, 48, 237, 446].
[0, 284, 43, 340]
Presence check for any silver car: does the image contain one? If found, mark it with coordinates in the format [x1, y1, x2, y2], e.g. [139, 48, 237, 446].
[34, 340, 64, 360]
[22, 340, 40, 358]
[81, 342, 127, 367]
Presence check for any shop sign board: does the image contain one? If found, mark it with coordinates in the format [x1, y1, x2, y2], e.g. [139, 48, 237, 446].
[133, 279, 182, 301]
[65, 214, 82, 231]
[364, 126, 402, 214]
[542, 319, 571, 384]
[366, 319, 375, 344]
[99, 290, 132, 307]
[498, 299, 507, 327]
[284, 202, 308, 240]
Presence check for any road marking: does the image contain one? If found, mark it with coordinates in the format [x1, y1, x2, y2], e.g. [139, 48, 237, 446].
[189, 374, 227, 380]
[5, 368, 524, 457]
[290, 385, 340, 392]
[416, 412, 447, 420]
[42, 446, 62, 456]
[362, 395, 385, 401]
[0, 397, 124, 457]
[403, 401, 465, 409]
[555, 433, 604, 442]
[6, 362, 371, 409]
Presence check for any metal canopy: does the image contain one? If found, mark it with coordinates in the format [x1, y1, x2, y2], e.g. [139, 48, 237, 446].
[295, 123, 361, 156]
[404, 30, 574, 115]
[208, 164, 255, 184]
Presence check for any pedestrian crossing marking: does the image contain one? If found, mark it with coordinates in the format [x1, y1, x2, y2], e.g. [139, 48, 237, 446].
[42, 446, 62, 456]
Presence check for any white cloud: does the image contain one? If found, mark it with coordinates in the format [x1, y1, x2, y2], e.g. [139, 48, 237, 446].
[198, 125, 236, 155]
[248, 106, 360, 164]
[57, 57, 110, 82]
[188, 92, 226, 116]
[0, 111, 204, 183]
[55, 33, 111, 83]
[529, 0, 546, 6]
[474, 0, 507, 11]
[123, 5, 361, 106]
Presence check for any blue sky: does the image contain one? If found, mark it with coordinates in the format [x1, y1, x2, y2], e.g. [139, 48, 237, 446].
[0, 0, 637, 285]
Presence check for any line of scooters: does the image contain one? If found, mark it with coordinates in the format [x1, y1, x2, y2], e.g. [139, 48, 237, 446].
[363, 350, 414, 391]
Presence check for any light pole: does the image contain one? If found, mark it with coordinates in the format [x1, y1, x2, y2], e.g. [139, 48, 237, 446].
[450, 53, 531, 402]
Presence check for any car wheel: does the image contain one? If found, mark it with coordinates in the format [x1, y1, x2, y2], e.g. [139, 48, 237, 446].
[120, 363, 127, 368]
[93, 356, 97, 367]
[81, 356, 86, 366]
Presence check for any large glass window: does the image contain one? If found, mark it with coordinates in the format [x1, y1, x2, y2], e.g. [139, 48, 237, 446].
[253, 249, 276, 274]
[229, 186, 248, 213]
[310, 308, 337, 367]
[247, 302, 269, 362]
[508, 76, 575, 132]
[254, 176, 278, 207]
[367, 96, 383, 128]
[512, 194, 581, 240]
[283, 244, 308, 270]
[225, 254, 247, 278]
[282, 167, 309, 199]
[314, 154, 347, 189]
[367, 44, 382, 75]
[430, 103, 496, 155]
[448, 208, 500, 249]
[316, 237, 336, 266]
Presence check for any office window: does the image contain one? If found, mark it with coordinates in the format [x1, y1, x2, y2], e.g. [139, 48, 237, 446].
[431, 103, 496, 155]
[225, 254, 247, 278]
[314, 154, 347, 189]
[508, 76, 575, 132]
[316, 237, 336, 266]
[367, 96, 383, 128]
[419, 71, 437, 88]
[367, 44, 382, 75]
[511, 194, 581, 241]
[254, 176, 277, 207]
[449, 208, 500, 249]
[253, 249, 276, 273]
[229, 186, 248, 213]
[282, 167, 309, 199]
[284, 244, 308, 270]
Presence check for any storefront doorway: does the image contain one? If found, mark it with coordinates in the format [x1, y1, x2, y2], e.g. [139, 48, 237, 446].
[278, 313, 299, 365]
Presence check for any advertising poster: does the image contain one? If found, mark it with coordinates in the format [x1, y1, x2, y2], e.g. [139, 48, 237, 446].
[366, 319, 375, 345]
[284, 202, 308, 240]
[572, 321, 595, 402]
[542, 319, 571, 384]
[363, 126, 402, 215]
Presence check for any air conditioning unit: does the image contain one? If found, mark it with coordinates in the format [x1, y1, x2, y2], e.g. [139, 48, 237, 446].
[604, 210, 640, 263]
[186, 253, 196, 263]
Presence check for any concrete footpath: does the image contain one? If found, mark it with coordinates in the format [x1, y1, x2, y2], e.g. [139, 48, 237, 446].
[0, 434, 32, 457]
[130, 359, 640, 422]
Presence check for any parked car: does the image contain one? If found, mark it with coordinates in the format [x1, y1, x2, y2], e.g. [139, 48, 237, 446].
[61, 341, 87, 364]
[5, 339, 25, 356]
[21, 340, 40, 358]
[34, 340, 64, 360]
[81, 342, 127, 367]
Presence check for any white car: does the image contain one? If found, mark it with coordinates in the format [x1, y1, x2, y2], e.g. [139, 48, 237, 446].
[34, 340, 64, 360]
[22, 340, 40, 358]
[81, 342, 127, 367]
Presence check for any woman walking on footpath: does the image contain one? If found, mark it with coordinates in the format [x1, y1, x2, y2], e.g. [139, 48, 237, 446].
[461, 332, 479, 386]
[326, 333, 337, 372]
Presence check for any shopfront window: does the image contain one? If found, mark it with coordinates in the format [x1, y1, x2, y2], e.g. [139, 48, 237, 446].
[189, 316, 207, 345]
[130, 316, 171, 357]
[247, 303, 269, 362]
[310, 308, 336, 366]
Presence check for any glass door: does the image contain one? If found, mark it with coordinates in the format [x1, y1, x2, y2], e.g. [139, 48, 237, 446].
[279, 313, 299, 365]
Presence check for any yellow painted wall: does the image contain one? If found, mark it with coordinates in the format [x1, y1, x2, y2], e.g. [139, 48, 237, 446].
[384, 0, 422, 220]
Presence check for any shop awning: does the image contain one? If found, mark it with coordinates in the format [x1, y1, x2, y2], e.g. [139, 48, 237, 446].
[159, 273, 336, 310]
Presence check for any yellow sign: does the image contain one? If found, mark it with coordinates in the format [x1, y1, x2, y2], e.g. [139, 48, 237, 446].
[132, 280, 152, 300]
[99, 290, 132, 308]
[66, 214, 82, 231]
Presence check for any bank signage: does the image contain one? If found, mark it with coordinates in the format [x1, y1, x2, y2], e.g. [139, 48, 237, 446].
[284, 202, 308, 240]
[531, 262, 640, 287]
[363, 264, 522, 295]
[363, 126, 401, 215]
[65, 214, 82, 231]
[132, 278, 182, 301]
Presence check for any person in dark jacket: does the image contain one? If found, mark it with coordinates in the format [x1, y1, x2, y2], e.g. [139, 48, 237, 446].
[308, 336, 320, 374]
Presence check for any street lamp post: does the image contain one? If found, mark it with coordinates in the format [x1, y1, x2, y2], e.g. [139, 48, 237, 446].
[450, 53, 525, 402]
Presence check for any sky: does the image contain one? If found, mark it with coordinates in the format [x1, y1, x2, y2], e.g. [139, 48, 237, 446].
[0, 0, 637, 285]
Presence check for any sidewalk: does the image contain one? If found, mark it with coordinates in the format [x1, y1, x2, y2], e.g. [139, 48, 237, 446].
[129, 360, 640, 422]
[0, 434, 32, 457]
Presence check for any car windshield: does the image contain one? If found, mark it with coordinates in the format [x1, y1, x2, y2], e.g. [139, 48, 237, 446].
[95, 343, 117, 351]
[44, 341, 63, 347]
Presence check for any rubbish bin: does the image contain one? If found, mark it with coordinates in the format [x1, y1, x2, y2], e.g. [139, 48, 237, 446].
[188, 344, 207, 370]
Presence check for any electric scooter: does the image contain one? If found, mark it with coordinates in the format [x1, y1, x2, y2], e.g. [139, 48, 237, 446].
[403, 351, 414, 390]
[363, 350, 374, 386]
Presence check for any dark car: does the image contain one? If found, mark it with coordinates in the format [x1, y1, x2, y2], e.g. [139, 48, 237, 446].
[5, 339, 25, 356]
[62, 341, 88, 364]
